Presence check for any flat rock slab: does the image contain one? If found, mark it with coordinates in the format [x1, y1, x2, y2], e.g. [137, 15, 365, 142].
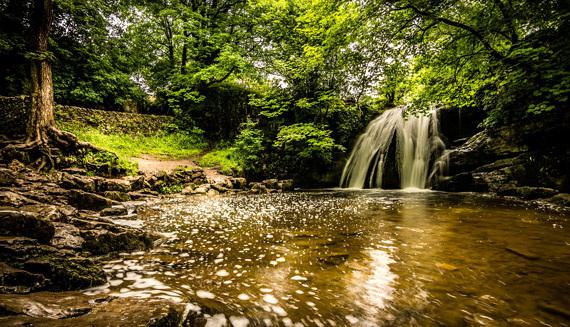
[0, 210, 55, 243]
[0, 292, 184, 326]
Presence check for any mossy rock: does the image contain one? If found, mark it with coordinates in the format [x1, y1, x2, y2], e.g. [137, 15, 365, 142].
[22, 256, 106, 291]
[81, 229, 157, 255]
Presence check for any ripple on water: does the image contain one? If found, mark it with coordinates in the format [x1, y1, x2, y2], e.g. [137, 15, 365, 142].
[98, 191, 570, 326]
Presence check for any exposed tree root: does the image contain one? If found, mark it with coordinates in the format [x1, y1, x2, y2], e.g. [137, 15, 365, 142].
[0, 127, 103, 172]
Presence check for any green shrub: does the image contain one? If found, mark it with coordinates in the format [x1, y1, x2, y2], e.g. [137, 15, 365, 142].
[272, 123, 344, 178]
[233, 120, 265, 173]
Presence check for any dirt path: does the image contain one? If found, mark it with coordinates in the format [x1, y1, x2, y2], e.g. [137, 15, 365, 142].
[134, 154, 229, 183]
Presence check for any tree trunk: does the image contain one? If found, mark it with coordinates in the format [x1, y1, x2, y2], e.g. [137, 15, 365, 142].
[27, 0, 55, 144]
[181, 30, 189, 74]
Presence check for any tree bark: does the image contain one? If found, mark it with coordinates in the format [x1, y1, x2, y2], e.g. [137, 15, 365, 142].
[27, 0, 55, 144]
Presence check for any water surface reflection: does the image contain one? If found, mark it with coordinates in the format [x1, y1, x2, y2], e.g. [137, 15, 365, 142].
[87, 190, 570, 326]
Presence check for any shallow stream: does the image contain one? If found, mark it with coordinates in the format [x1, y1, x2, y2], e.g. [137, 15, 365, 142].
[88, 190, 570, 326]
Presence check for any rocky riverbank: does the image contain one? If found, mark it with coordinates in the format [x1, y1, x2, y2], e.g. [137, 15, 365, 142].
[434, 109, 570, 207]
[0, 160, 293, 325]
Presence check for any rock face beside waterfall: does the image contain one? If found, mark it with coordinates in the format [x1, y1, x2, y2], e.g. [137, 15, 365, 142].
[434, 110, 570, 201]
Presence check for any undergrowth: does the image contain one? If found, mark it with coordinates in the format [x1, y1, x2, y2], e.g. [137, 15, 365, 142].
[198, 147, 242, 175]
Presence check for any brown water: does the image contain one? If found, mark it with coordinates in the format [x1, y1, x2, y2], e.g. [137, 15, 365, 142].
[87, 190, 570, 326]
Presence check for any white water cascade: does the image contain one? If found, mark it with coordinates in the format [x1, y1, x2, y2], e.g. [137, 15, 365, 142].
[340, 106, 448, 189]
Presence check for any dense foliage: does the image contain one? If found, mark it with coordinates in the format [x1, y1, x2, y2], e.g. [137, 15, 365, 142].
[1, 0, 568, 181]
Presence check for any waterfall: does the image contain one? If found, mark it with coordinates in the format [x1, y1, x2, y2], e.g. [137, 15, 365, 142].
[340, 106, 447, 189]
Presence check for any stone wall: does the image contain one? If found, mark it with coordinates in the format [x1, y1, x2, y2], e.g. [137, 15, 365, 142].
[0, 96, 174, 137]
[0, 96, 30, 137]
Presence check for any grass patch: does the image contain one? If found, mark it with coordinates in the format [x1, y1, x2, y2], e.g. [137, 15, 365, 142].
[60, 124, 206, 173]
[198, 148, 242, 175]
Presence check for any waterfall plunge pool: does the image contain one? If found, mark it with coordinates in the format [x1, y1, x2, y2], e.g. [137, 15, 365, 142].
[88, 190, 570, 326]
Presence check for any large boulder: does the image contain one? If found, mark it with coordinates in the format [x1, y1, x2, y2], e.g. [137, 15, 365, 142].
[0, 210, 55, 243]
[68, 190, 115, 211]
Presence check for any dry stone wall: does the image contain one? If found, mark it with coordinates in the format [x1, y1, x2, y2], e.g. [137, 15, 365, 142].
[0, 96, 173, 137]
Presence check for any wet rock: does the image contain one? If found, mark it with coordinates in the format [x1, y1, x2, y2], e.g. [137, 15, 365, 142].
[0, 210, 55, 244]
[126, 175, 145, 191]
[262, 179, 279, 189]
[68, 190, 115, 211]
[99, 206, 128, 217]
[19, 204, 68, 222]
[0, 262, 47, 294]
[103, 190, 131, 202]
[211, 183, 227, 193]
[0, 294, 184, 326]
[181, 184, 196, 195]
[0, 191, 37, 207]
[497, 186, 558, 199]
[22, 256, 106, 291]
[548, 193, 570, 207]
[96, 178, 131, 193]
[279, 179, 294, 191]
[0, 293, 94, 320]
[51, 223, 84, 250]
[231, 177, 247, 189]
[128, 191, 156, 200]
[0, 236, 51, 261]
[193, 185, 209, 195]
[249, 183, 269, 194]
[81, 229, 156, 255]
[60, 173, 96, 192]
[0, 168, 17, 186]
